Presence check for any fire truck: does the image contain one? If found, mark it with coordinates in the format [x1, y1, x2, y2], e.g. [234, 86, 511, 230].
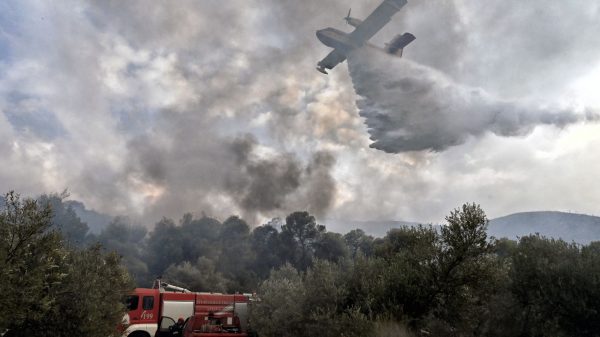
[120, 279, 257, 337]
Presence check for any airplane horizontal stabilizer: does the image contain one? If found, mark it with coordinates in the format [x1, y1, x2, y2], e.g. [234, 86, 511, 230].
[386, 33, 416, 55]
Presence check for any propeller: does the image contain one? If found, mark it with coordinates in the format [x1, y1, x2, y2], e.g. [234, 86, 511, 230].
[344, 8, 352, 24]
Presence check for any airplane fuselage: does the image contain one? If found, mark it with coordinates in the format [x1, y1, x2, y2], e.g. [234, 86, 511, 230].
[316, 28, 359, 54]
[316, 27, 411, 57]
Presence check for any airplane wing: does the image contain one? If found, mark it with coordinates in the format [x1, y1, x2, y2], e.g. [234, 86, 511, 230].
[317, 49, 347, 74]
[349, 0, 408, 45]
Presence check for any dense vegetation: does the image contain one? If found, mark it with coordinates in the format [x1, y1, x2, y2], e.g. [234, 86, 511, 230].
[0, 192, 132, 337]
[2, 191, 600, 336]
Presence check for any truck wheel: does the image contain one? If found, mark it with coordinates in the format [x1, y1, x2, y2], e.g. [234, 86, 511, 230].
[128, 332, 151, 337]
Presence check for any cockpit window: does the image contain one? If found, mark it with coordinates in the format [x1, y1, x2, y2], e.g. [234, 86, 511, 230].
[125, 295, 139, 311]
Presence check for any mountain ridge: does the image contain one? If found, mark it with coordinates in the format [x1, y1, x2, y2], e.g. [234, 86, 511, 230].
[487, 211, 600, 244]
[324, 211, 600, 243]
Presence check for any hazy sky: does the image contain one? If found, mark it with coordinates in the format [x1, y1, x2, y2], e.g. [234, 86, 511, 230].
[1, 0, 600, 226]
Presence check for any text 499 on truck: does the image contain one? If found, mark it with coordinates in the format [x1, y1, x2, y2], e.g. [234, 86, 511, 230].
[119, 279, 258, 337]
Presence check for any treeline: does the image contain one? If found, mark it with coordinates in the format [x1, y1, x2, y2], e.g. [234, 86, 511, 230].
[251, 206, 600, 337]
[42, 192, 372, 291]
[3, 192, 600, 336]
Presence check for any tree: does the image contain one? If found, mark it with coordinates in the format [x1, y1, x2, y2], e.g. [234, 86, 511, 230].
[373, 225, 438, 261]
[510, 235, 600, 337]
[180, 214, 222, 262]
[146, 217, 185, 277]
[18, 246, 132, 337]
[301, 260, 372, 337]
[429, 203, 496, 334]
[344, 255, 383, 320]
[344, 229, 374, 258]
[372, 226, 439, 323]
[0, 192, 64, 331]
[250, 222, 284, 279]
[367, 204, 498, 334]
[96, 217, 149, 285]
[250, 264, 306, 337]
[313, 232, 349, 263]
[280, 211, 325, 270]
[218, 216, 255, 291]
[38, 192, 89, 247]
[251, 262, 373, 337]
[0, 191, 133, 337]
[163, 257, 228, 293]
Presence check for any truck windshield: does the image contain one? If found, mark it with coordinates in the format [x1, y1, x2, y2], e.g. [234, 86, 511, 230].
[124, 295, 139, 311]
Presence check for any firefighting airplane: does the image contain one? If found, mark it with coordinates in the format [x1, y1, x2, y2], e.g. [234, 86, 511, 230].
[316, 0, 415, 74]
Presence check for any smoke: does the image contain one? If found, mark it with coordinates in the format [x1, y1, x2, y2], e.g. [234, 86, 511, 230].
[228, 135, 302, 213]
[0, 0, 352, 224]
[226, 135, 336, 219]
[3, 0, 600, 225]
[348, 47, 594, 153]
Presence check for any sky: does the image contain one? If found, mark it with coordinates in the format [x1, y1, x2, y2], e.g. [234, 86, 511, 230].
[1, 0, 600, 227]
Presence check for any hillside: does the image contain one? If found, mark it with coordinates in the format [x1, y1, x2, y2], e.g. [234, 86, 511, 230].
[326, 211, 600, 244]
[488, 211, 600, 244]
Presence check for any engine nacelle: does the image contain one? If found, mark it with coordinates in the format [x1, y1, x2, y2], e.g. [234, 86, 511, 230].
[344, 9, 363, 28]
[386, 32, 416, 56]
[345, 17, 363, 28]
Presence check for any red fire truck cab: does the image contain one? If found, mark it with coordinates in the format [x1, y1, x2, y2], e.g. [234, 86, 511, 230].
[121, 281, 256, 337]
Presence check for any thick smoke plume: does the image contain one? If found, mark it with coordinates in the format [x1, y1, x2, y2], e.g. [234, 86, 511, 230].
[4, 0, 600, 225]
[124, 129, 338, 224]
[0, 0, 348, 224]
[226, 135, 336, 218]
[348, 48, 593, 153]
